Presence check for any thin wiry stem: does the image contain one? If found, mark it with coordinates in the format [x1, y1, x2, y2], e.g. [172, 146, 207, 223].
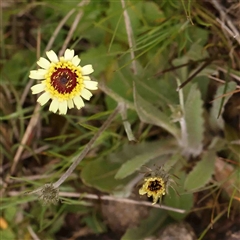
[59, 191, 186, 213]
[114, 0, 137, 141]
[208, 75, 240, 89]
[59, 0, 90, 56]
[9, 190, 186, 213]
[120, 103, 136, 141]
[120, 0, 137, 75]
[10, 105, 41, 175]
[53, 104, 121, 188]
[45, 1, 87, 52]
[218, 67, 240, 83]
[176, 78, 187, 148]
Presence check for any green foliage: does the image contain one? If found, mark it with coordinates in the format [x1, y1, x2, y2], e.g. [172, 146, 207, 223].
[106, 1, 142, 42]
[161, 163, 194, 221]
[209, 81, 237, 130]
[134, 86, 180, 140]
[121, 209, 168, 240]
[80, 44, 122, 76]
[182, 83, 204, 156]
[4, 206, 17, 223]
[81, 157, 130, 193]
[1, 50, 36, 85]
[82, 213, 107, 234]
[115, 139, 178, 179]
[224, 124, 240, 160]
[0, 229, 16, 240]
[2, 0, 239, 238]
[184, 151, 216, 191]
[142, 1, 165, 25]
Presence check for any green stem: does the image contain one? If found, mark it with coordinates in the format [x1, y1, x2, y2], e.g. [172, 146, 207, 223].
[53, 104, 121, 188]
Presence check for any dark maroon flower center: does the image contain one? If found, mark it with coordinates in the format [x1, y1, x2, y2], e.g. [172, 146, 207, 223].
[148, 180, 162, 192]
[51, 68, 77, 94]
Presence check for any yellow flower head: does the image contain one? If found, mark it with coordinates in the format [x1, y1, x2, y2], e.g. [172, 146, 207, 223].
[139, 166, 179, 205]
[139, 177, 166, 205]
[30, 49, 98, 115]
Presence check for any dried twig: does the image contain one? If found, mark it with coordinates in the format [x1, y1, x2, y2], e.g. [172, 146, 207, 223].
[7, 190, 186, 214]
[177, 59, 213, 90]
[59, 191, 186, 213]
[45, 1, 87, 52]
[208, 75, 240, 89]
[10, 105, 41, 175]
[218, 67, 240, 82]
[59, 0, 90, 56]
[27, 225, 40, 240]
[211, 0, 240, 44]
[10, 28, 41, 176]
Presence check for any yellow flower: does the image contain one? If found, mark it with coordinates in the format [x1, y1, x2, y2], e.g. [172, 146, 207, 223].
[139, 177, 166, 205]
[30, 49, 98, 115]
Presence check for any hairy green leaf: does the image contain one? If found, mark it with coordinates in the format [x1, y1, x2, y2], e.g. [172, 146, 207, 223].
[210, 81, 237, 129]
[134, 86, 180, 140]
[81, 158, 131, 193]
[184, 150, 216, 191]
[115, 139, 178, 179]
[165, 171, 193, 220]
[182, 83, 204, 156]
[165, 188, 193, 221]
